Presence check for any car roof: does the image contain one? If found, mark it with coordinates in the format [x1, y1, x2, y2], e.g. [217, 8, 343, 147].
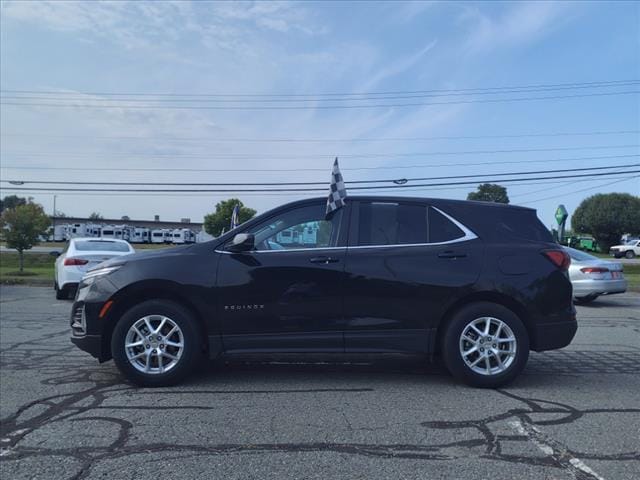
[281, 195, 534, 211]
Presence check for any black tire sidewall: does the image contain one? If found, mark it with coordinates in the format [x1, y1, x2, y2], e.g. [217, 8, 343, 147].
[442, 302, 529, 388]
[625, 251, 635, 259]
[574, 295, 597, 304]
[111, 300, 200, 387]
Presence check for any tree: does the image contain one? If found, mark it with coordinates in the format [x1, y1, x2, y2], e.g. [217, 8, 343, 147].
[204, 199, 256, 236]
[0, 202, 51, 272]
[572, 193, 640, 251]
[89, 212, 103, 220]
[467, 184, 510, 204]
[0, 195, 27, 213]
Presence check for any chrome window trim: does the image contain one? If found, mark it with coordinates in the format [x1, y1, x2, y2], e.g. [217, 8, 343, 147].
[215, 206, 477, 254]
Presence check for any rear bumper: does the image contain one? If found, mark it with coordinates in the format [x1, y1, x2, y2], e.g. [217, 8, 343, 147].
[572, 278, 627, 297]
[529, 303, 577, 352]
[530, 318, 577, 352]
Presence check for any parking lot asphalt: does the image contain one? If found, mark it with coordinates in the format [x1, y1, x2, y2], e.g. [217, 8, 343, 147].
[1, 286, 638, 480]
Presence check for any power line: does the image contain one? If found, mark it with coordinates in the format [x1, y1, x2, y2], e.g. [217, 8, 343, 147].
[3, 163, 636, 187]
[519, 176, 640, 205]
[2, 154, 638, 173]
[2, 79, 637, 98]
[2, 129, 637, 143]
[5, 82, 640, 104]
[3, 144, 638, 160]
[3, 170, 639, 193]
[3, 174, 635, 198]
[2, 90, 638, 110]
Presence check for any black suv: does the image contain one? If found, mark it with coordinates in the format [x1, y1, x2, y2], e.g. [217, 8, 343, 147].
[70, 196, 576, 388]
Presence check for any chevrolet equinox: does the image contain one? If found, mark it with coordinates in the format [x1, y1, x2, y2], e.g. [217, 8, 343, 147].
[70, 196, 577, 388]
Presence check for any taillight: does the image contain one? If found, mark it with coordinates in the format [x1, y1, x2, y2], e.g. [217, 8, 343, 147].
[64, 257, 89, 266]
[542, 250, 571, 270]
[580, 267, 609, 274]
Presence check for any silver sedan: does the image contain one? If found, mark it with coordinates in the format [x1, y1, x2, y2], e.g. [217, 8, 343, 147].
[565, 247, 627, 304]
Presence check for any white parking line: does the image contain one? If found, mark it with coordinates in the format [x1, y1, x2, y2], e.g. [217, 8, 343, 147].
[509, 420, 606, 480]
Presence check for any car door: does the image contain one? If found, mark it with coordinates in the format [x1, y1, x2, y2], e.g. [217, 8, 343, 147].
[342, 200, 483, 354]
[216, 201, 349, 353]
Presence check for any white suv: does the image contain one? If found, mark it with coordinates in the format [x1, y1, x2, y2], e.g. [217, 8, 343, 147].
[54, 238, 135, 299]
[609, 239, 640, 259]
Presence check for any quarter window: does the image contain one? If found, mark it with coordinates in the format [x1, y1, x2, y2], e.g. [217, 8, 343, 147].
[248, 204, 342, 250]
[428, 207, 465, 243]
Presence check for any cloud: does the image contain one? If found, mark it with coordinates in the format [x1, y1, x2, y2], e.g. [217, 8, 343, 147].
[1, 0, 323, 53]
[460, 2, 573, 53]
[358, 40, 438, 93]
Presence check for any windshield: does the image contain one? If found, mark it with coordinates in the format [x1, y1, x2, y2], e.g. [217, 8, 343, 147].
[74, 240, 130, 252]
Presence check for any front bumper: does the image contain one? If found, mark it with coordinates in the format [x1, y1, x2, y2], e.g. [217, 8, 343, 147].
[70, 334, 103, 360]
[69, 276, 118, 362]
[572, 278, 627, 297]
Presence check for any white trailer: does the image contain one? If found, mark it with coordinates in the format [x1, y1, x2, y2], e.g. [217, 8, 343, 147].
[51, 224, 69, 242]
[130, 227, 150, 244]
[150, 229, 166, 244]
[101, 225, 127, 240]
[172, 228, 195, 244]
[85, 224, 102, 238]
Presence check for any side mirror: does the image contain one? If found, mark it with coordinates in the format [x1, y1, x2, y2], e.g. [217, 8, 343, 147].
[226, 233, 255, 253]
[50, 251, 61, 258]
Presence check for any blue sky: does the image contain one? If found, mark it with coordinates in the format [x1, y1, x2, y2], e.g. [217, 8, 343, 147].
[1, 0, 638, 229]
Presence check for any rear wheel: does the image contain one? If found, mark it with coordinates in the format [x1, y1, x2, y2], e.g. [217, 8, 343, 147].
[55, 282, 67, 300]
[625, 250, 635, 259]
[111, 300, 201, 387]
[574, 294, 598, 304]
[442, 302, 529, 388]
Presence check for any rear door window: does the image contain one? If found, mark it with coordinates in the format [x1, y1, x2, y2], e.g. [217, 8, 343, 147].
[357, 202, 428, 246]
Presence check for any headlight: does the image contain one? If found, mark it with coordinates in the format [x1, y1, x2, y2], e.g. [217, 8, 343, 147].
[82, 265, 122, 281]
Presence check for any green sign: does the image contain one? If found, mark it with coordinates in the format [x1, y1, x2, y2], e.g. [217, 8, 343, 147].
[555, 204, 568, 226]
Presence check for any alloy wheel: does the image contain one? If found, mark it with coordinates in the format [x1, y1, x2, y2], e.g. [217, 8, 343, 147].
[459, 316, 517, 376]
[125, 315, 184, 374]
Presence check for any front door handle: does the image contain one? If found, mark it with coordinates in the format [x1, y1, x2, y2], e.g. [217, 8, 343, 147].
[309, 256, 340, 264]
[437, 251, 467, 259]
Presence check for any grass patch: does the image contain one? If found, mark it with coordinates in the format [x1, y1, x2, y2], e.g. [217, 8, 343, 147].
[622, 264, 640, 292]
[0, 252, 55, 284]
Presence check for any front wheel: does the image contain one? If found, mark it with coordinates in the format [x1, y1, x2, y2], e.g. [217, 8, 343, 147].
[625, 250, 635, 259]
[442, 302, 529, 388]
[111, 300, 201, 387]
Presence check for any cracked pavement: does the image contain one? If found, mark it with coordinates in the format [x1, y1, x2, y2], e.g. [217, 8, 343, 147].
[1, 286, 639, 479]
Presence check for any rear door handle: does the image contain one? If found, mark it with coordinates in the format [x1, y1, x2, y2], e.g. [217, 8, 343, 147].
[437, 251, 467, 259]
[309, 256, 340, 264]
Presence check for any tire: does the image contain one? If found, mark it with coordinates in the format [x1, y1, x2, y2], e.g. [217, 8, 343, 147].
[574, 294, 598, 305]
[111, 300, 202, 387]
[442, 302, 529, 388]
[55, 283, 67, 300]
[625, 250, 635, 259]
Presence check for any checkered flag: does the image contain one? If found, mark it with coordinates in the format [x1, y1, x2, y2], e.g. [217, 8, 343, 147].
[326, 157, 347, 216]
[230, 204, 240, 230]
